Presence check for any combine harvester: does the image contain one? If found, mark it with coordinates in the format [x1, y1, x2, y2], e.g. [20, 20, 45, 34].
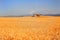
[0, 14, 60, 40]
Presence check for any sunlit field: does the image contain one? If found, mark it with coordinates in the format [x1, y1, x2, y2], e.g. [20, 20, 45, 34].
[0, 16, 60, 40]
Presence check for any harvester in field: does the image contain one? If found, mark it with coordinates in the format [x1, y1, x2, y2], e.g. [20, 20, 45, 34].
[32, 13, 41, 17]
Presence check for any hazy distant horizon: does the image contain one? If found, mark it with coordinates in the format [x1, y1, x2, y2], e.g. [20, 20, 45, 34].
[0, 0, 60, 16]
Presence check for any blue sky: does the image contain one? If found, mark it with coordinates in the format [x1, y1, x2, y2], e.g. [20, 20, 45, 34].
[0, 0, 60, 16]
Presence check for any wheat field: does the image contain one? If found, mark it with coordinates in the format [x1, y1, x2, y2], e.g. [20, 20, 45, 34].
[0, 16, 60, 40]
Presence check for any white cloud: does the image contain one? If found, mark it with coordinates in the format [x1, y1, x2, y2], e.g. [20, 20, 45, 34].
[38, 7, 60, 14]
[29, 10, 35, 14]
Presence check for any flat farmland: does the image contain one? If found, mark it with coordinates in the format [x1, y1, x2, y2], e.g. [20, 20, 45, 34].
[0, 16, 60, 40]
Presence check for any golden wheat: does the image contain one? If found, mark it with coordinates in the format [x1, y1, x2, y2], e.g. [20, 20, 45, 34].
[0, 16, 60, 40]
